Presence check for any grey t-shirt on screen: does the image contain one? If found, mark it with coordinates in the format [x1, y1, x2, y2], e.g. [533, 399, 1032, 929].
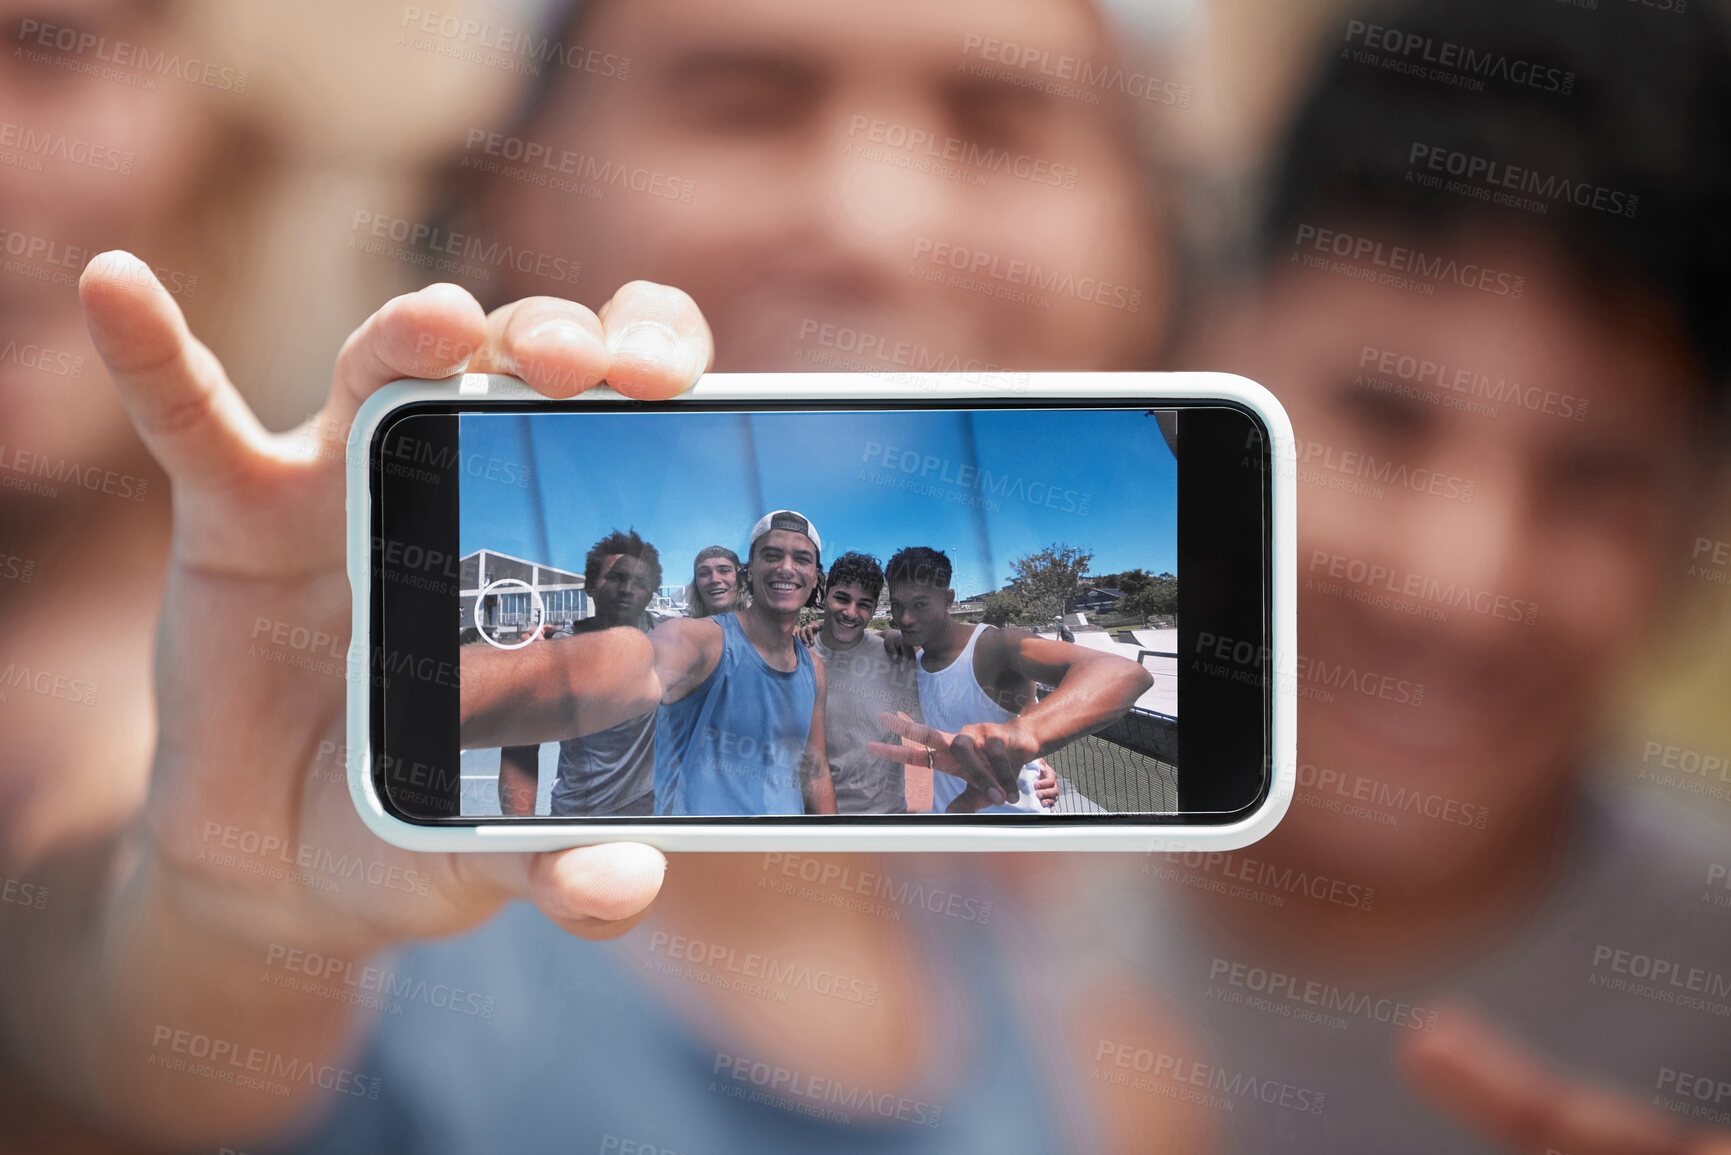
[809, 631, 920, 814]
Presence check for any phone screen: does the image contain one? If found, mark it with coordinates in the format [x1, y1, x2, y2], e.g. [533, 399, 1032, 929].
[371, 398, 1273, 826]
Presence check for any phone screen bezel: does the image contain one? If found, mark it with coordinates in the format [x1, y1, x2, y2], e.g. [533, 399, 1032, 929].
[369, 393, 1276, 829]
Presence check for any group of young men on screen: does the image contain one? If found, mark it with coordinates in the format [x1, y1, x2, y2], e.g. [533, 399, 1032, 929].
[467, 510, 1153, 818]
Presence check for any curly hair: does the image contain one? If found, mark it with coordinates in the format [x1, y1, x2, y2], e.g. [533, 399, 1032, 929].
[825, 552, 885, 604]
[584, 529, 661, 592]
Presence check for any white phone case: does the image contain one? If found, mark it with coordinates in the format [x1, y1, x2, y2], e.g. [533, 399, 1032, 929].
[346, 372, 1296, 852]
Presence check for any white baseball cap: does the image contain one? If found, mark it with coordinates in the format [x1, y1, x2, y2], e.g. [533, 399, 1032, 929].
[748, 510, 822, 554]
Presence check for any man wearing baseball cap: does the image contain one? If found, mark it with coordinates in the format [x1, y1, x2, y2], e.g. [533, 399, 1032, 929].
[648, 511, 837, 815]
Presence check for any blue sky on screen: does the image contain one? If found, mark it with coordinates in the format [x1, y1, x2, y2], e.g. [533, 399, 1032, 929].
[458, 408, 1176, 597]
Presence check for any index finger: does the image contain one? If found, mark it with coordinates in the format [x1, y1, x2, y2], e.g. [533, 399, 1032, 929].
[867, 739, 939, 767]
[1399, 1004, 1687, 1155]
[877, 710, 950, 750]
[79, 251, 273, 494]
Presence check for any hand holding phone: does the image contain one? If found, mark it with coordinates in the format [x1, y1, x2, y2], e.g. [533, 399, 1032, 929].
[71, 256, 709, 1130]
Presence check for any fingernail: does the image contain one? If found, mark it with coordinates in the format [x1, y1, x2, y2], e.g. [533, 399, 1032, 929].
[525, 319, 591, 348]
[990, 788, 1006, 806]
[609, 321, 681, 369]
[86, 249, 157, 289]
[418, 282, 475, 310]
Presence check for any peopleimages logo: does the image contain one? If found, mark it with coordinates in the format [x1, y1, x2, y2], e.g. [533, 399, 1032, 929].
[1295, 762, 1489, 830]
[1356, 344, 1589, 422]
[148, 1026, 381, 1100]
[761, 853, 994, 924]
[263, 945, 497, 1020]
[0, 446, 149, 502]
[398, 8, 629, 78]
[1292, 224, 1526, 298]
[712, 1052, 943, 1127]
[1289, 435, 1476, 504]
[1093, 1040, 1327, 1115]
[910, 238, 1143, 312]
[350, 210, 581, 287]
[959, 34, 1192, 107]
[1342, 19, 1574, 95]
[1148, 849, 1377, 911]
[1407, 143, 1638, 219]
[847, 117, 1079, 188]
[0, 337, 85, 379]
[0, 120, 134, 174]
[14, 19, 250, 92]
[1206, 956, 1440, 1032]
[461, 129, 696, 204]
[648, 930, 880, 1006]
[1307, 550, 1540, 627]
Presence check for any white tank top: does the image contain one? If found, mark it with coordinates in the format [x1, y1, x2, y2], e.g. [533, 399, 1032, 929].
[916, 625, 1047, 814]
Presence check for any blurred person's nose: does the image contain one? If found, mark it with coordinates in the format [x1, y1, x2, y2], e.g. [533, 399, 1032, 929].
[1384, 457, 1537, 647]
[803, 97, 949, 276]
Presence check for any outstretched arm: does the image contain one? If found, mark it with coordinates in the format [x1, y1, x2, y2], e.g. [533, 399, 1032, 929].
[0, 260, 709, 1147]
[988, 628, 1153, 757]
[1402, 1003, 1731, 1155]
[868, 631, 1151, 807]
[461, 629, 660, 750]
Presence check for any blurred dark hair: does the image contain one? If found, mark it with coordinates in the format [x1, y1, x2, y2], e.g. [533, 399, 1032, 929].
[826, 552, 886, 605]
[886, 547, 953, 591]
[585, 528, 661, 591]
[512, 1, 597, 137]
[1260, 0, 1731, 398]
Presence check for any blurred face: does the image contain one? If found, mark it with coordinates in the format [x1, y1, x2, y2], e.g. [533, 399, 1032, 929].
[594, 553, 655, 624]
[1193, 239, 1707, 880]
[485, 0, 1164, 371]
[888, 578, 953, 648]
[694, 555, 741, 611]
[747, 530, 819, 614]
[822, 580, 875, 646]
[0, 0, 214, 472]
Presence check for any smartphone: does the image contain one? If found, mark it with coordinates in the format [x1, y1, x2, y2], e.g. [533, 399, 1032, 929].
[346, 372, 1295, 852]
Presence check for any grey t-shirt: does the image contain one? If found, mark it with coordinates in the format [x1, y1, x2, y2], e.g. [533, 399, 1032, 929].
[544, 615, 656, 817]
[550, 710, 655, 817]
[1099, 779, 1731, 1152]
[809, 631, 920, 814]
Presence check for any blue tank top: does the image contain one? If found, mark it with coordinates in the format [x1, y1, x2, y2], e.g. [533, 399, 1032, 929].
[279, 884, 1093, 1153]
[654, 613, 816, 815]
